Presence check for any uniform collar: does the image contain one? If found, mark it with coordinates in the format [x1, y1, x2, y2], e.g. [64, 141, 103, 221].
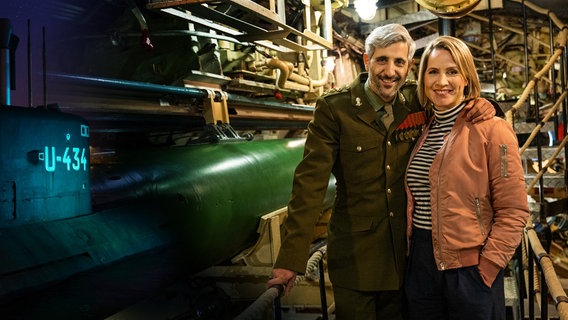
[350, 73, 413, 134]
[351, 74, 409, 112]
[363, 80, 396, 113]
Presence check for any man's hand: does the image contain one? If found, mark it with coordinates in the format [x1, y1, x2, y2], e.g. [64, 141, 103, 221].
[464, 98, 496, 123]
[267, 268, 297, 296]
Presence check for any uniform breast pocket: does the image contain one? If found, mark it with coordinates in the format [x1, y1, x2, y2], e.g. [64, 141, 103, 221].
[338, 137, 381, 183]
[330, 213, 375, 234]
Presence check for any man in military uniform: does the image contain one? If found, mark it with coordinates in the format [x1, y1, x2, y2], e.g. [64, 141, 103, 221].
[267, 24, 495, 319]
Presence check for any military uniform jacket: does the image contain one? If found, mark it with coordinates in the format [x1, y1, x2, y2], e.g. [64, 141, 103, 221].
[274, 73, 426, 291]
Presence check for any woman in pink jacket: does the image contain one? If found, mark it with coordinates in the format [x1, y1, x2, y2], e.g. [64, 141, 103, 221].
[404, 36, 530, 320]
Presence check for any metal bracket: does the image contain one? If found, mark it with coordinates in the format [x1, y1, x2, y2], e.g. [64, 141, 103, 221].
[190, 88, 253, 143]
[194, 122, 253, 143]
[203, 88, 230, 125]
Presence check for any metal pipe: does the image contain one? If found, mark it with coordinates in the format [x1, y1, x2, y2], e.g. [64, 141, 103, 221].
[533, 71, 550, 320]
[437, 18, 455, 36]
[528, 232, 535, 319]
[235, 245, 329, 320]
[318, 253, 328, 320]
[27, 19, 32, 107]
[521, 2, 541, 320]
[0, 18, 12, 105]
[234, 286, 283, 320]
[49, 72, 206, 97]
[563, 46, 568, 190]
[548, 16, 558, 141]
[42, 26, 46, 107]
[488, 0, 497, 100]
[522, 0, 530, 88]
[47, 72, 316, 112]
[267, 58, 293, 89]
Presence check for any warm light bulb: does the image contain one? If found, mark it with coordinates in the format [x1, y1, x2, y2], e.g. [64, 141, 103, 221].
[354, 0, 377, 21]
[324, 56, 336, 72]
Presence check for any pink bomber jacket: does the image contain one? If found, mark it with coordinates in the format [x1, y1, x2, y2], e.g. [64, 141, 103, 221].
[405, 109, 530, 287]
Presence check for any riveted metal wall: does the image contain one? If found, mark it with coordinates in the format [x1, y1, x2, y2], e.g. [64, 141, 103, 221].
[0, 106, 91, 225]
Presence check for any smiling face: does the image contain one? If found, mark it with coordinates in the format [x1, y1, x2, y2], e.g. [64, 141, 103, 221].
[423, 48, 468, 111]
[364, 41, 411, 103]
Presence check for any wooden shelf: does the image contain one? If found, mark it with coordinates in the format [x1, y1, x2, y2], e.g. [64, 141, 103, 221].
[147, 0, 333, 52]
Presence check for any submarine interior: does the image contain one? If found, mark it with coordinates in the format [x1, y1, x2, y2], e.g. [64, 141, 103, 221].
[2, 0, 568, 319]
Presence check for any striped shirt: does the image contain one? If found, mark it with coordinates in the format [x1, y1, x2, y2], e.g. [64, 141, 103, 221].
[407, 102, 466, 230]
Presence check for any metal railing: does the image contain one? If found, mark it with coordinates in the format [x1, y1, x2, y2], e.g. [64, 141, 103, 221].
[502, 1, 568, 319]
[233, 245, 329, 320]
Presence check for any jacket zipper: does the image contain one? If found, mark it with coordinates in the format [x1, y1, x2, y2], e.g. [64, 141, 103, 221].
[436, 139, 449, 271]
[500, 144, 508, 177]
[475, 197, 486, 236]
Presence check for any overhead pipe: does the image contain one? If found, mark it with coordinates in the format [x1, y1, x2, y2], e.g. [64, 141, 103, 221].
[266, 58, 294, 89]
[47, 72, 316, 113]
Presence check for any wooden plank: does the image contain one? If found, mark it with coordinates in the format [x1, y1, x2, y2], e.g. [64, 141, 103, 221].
[146, 0, 212, 10]
[151, 1, 332, 50]
[233, 30, 291, 42]
[224, 0, 284, 23]
[224, 0, 332, 49]
[185, 4, 327, 51]
[159, 8, 295, 52]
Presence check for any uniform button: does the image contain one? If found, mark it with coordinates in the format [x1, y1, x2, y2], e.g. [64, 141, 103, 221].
[386, 165, 391, 170]
[389, 212, 394, 217]
[387, 141, 392, 147]
[387, 188, 391, 194]
[356, 146, 362, 152]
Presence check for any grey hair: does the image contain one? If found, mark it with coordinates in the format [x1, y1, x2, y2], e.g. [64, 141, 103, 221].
[365, 23, 416, 61]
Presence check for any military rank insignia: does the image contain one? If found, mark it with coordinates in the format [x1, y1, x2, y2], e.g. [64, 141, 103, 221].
[394, 111, 426, 142]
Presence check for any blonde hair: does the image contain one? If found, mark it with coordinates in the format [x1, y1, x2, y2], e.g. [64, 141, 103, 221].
[417, 36, 481, 107]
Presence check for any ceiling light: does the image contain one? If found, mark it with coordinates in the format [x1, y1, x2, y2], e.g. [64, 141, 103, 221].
[354, 0, 378, 21]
